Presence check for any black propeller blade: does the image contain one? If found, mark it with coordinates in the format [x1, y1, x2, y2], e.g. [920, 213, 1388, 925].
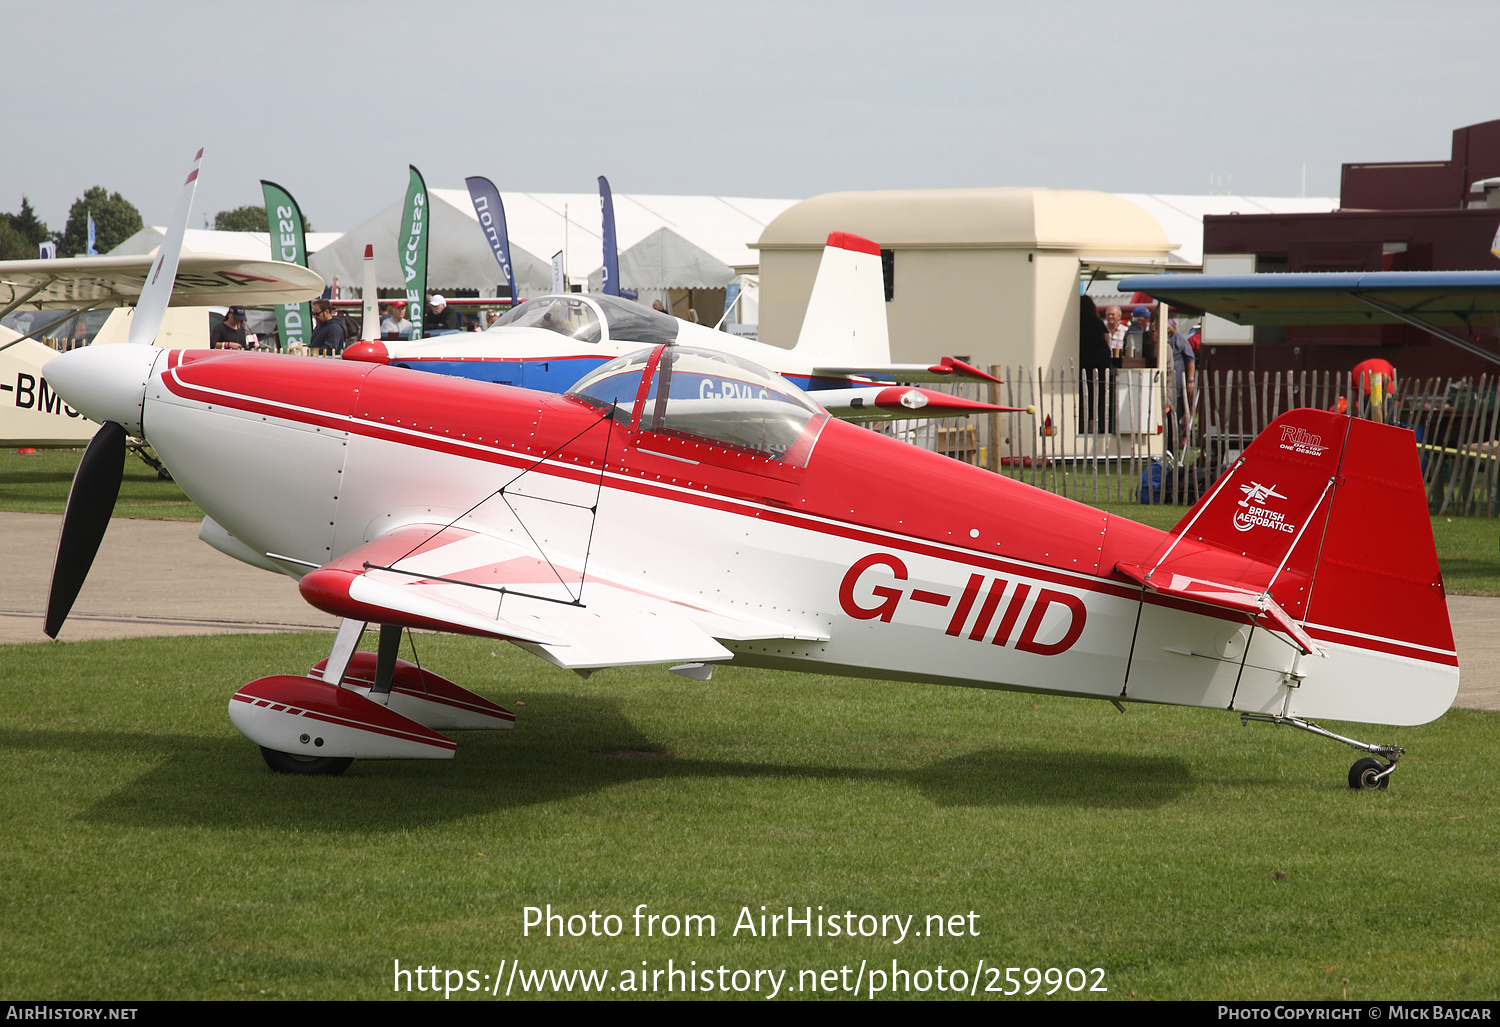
[44, 420, 127, 638]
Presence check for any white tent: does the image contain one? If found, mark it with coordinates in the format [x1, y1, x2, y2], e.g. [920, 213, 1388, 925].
[108, 227, 343, 260]
[309, 191, 552, 298]
[1115, 194, 1339, 266]
[310, 188, 797, 298]
[585, 227, 735, 292]
[501, 192, 796, 280]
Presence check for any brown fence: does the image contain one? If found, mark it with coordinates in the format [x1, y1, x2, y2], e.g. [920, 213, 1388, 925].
[877, 367, 1500, 517]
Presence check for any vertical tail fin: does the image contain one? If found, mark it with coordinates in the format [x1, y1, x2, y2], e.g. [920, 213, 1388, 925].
[361, 244, 379, 340]
[793, 232, 890, 365]
[1155, 408, 1451, 658]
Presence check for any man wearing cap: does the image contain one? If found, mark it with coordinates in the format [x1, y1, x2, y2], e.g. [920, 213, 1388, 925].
[1125, 305, 1155, 360]
[381, 301, 412, 339]
[211, 306, 248, 349]
[425, 293, 460, 334]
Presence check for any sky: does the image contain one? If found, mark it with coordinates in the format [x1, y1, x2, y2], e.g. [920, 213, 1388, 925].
[5, 0, 1500, 234]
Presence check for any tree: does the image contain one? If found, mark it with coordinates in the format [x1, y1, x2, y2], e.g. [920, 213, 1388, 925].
[0, 220, 30, 260]
[58, 188, 142, 256]
[0, 196, 51, 259]
[214, 205, 266, 232]
[214, 203, 314, 234]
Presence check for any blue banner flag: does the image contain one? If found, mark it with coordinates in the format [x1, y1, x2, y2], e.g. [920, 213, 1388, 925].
[598, 175, 620, 297]
[86, 213, 97, 256]
[464, 176, 517, 306]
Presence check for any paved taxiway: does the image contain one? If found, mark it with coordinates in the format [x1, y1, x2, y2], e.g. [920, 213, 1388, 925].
[2, 511, 1496, 711]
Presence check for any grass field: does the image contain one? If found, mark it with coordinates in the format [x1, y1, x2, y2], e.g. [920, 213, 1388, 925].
[1, 632, 1496, 1000]
[0, 447, 200, 521]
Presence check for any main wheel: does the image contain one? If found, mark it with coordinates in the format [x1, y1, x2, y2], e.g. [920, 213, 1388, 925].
[260, 746, 353, 776]
[1348, 757, 1390, 790]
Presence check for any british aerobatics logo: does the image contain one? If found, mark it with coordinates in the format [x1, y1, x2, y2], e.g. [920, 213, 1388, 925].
[1233, 482, 1295, 534]
[837, 554, 1087, 656]
[1279, 425, 1327, 456]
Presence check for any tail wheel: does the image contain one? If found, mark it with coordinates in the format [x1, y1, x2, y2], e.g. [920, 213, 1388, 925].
[1348, 757, 1391, 790]
[260, 747, 353, 777]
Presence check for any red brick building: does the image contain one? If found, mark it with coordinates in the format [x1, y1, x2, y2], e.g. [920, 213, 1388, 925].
[1201, 119, 1500, 378]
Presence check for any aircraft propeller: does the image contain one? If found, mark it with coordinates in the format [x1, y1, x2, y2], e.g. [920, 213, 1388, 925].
[43, 421, 126, 637]
[42, 148, 202, 639]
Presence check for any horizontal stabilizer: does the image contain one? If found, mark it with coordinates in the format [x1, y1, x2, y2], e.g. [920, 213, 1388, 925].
[1115, 562, 1320, 654]
[815, 385, 1027, 421]
[813, 356, 1002, 385]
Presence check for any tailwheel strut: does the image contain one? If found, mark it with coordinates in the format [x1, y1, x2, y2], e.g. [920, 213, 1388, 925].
[1240, 713, 1405, 790]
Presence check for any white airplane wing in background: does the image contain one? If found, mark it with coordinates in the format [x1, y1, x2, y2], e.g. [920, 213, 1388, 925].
[0, 253, 325, 311]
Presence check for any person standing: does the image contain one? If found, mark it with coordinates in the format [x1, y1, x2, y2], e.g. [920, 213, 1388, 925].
[1167, 318, 1197, 419]
[310, 298, 345, 355]
[211, 306, 248, 349]
[1104, 305, 1126, 365]
[1078, 296, 1112, 432]
[425, 294, 459, 334]
[1165, 317, 1197, 457]
[381, 301, 412, 339]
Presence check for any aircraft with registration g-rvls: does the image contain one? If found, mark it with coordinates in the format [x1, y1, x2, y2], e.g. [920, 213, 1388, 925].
[342, 229, 1014, 425]
[337, 171, 1013, 424]
[41, 149, 1458, 791]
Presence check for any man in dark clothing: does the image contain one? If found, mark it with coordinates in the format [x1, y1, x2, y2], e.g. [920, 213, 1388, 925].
[1078, 295, 1112, 432]
[310, 298, 345, 354]
[424, 293, 461, 334]
[211, 306, 248, 349]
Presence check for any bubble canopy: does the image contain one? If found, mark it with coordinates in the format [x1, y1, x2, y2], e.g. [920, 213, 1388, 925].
[567, 345, 828, 465]
[492, 294, 680, 346]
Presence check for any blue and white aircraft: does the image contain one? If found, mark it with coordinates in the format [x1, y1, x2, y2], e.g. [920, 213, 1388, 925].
[342, 232, 1010, 422]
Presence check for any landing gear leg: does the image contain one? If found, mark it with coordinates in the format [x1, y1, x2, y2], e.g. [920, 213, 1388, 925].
[370, 623, 404, 705]
[1240, 713, 1404, 790]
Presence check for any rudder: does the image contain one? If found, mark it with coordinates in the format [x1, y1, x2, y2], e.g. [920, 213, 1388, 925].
[793, 232, 891, 366]
[1161, 408, 1451, 660]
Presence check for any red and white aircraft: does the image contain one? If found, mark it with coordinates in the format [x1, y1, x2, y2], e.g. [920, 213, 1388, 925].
[40, 159, 1457, 790]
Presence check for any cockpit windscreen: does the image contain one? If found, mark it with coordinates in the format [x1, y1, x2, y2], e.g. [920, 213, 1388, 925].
[492, 297, 602, 343]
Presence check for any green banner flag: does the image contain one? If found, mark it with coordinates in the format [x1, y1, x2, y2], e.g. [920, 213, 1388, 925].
[398, 165, 429, 341]
[260, 180, 312, 353]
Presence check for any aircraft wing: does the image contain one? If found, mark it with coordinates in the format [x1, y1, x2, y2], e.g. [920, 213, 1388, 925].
[0, 253, 325, 310]
[813, 356, 1002, 384]
[296, 523, 826, 670]
[1118, 271, 1500, 328]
